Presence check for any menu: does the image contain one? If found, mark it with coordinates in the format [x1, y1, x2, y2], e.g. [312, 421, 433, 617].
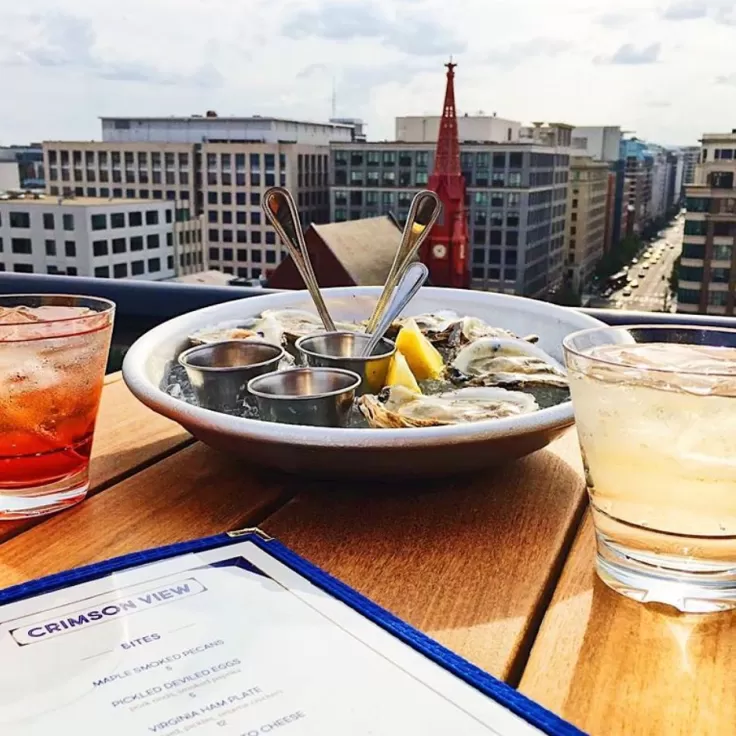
[0, 537, 571, 735]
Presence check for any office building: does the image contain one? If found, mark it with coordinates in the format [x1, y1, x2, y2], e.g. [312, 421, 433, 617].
[396, 115, 521, 144]
[681, 146, 700, 189]
[565, 157, 609, 293]
[571, 125, 625, 250]
[0, 144, 45, 189]
[621, 138, 654, 236]
[44, 114, 351, 280]
[679, 131, 736, 315]
[329, 137, 570, 297]
[0, 193, 177, 280]
[571, 126, 623, 162]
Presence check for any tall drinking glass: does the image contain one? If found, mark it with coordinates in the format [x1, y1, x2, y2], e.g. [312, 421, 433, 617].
[0, 295, 115, 518]
[563, 325, 736, 613]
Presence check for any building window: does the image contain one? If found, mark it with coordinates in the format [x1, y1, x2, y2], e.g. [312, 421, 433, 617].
[490, 230, 502, 246]
[90, 214, 106, 230]
[13, 263, 33, 273]
[131, 260, 145, 276]
[67, 266, 78, 275]
[109, 213, 124, 229]
[167, 255, 174, 270]
[251, 231, 262, 244]
[146, 210, 159, 225]
[11, 238, 32, 254]
[43, 213, 55, 230]
[711, 267, 731, 284]
[93, 240, 108, 256]
[128, 211, 143, 227]
[45, 240, 56, 256]
[237, 230, 247, 243]
[128, 236, 142, 251]
[94, 266, 109, 278]
[682, 242, 705, 259]
[112, 238, 126, 254]
[9, 212, 30, 228]
[113, 263, 128, 278]
[678, 288, 701, 304]
[209, 248, 220, 260]
[509, 152, 523, 168]
[65, 241, 76, 257]
[209, 229, 220, 243]
[147, 234, 160, 249]
[708, 290, 728, 306]
[713, 244, 732, 260]
[63, 214, 75, 231]
[148, 258, 161, 272]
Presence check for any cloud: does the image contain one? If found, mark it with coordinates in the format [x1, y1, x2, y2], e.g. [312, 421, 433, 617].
[282, 1, 465, 56]
[662, 0, 709, 19]
[486, 37, 571, 67]
[661, 0, 736, 23]
[716, 73, 736, 85]
[598, 43, 661, 65]
[4, 11, 223, 88]
[595, 12, 634, 27]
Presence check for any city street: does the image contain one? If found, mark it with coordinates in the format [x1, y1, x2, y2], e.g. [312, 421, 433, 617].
[602, 215, 683, 312]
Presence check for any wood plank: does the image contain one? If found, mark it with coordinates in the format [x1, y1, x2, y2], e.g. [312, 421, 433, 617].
[0, 443, 291, 587]
[519, 514, 736, 735]
[0, 374, 191, 543]
[263, 428, 587, 683]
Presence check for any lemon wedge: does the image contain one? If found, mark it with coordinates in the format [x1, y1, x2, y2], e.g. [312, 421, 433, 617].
[384, 350, 421, 393]
[395, 318, 445, 380]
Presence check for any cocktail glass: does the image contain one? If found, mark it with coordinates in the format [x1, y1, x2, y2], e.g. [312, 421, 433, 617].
[0, 294, 115, 518]
[564, 325, 736, 613]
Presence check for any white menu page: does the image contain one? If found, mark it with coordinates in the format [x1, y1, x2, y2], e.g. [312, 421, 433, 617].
[0, 540, 543, 735]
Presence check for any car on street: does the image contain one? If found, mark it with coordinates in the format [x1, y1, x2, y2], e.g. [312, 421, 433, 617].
[631, 280, 640, 288]
[622, 287, 633, 297]
[632, 258, 638, 265]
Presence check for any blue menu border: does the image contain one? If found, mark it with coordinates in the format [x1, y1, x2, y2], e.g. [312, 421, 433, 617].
[0, 531, 585, 736]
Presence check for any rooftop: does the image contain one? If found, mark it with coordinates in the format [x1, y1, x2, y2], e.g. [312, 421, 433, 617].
[312, 216, 403, 287]
[0, 194, 172, 208]
[100, 115, 353, 129]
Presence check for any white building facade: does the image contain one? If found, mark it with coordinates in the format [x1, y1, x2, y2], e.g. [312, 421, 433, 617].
[395, 115, 521, 144]
[570, 126, 623, 162]
[0, 195, 177, 280]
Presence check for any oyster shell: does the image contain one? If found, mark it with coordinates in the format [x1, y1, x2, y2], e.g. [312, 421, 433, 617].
[190, 309, 360, 348]
[189, 322, 259, 345]
[395, 313, 532, 354]
[451, 337, 568, 389]
[358, 385, 538, 428]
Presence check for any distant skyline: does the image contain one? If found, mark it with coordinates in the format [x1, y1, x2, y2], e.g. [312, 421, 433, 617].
[2, 0, 735, 146]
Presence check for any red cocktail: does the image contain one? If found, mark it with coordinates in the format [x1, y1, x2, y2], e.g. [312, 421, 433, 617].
[0, 295, 115, 518]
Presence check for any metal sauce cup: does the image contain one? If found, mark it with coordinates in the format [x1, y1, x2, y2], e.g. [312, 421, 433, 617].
[247, 367, 361, 427]
[178, 340, 285, 414]
[295, 332, 396, 396]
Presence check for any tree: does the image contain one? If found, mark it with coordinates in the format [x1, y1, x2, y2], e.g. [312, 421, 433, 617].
[669, 255, 681, 296]
[550, 282, 582, 307]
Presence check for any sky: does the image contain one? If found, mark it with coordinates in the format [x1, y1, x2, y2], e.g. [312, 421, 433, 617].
[1, 0, 735, 147]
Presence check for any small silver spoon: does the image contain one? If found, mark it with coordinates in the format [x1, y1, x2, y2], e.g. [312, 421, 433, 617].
[262, 187, 337, 332]
[360, 262, 429, 358]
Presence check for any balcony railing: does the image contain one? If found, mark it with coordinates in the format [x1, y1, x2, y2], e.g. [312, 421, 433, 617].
[1, 273, 734, 371]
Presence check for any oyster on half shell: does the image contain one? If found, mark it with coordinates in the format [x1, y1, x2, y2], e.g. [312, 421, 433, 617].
[450, 337, 568, 389]
[392, 312, 536, 352]
[190, 309, 360, 348]
[358, 385, 538, 428]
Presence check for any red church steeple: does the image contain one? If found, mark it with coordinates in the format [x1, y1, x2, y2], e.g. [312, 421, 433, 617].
[424, 61, 469, 288]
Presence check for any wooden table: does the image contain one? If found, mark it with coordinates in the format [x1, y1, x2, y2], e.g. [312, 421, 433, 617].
[1, 374, 730, 735]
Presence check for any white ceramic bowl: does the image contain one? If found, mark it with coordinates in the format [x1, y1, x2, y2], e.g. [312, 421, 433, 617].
[122, 286, 604, 477]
